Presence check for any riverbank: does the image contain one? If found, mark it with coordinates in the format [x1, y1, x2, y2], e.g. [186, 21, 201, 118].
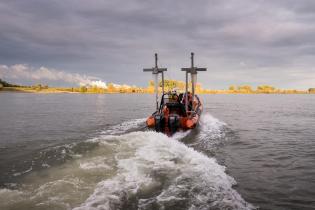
[1, 87, 314, 94]
[0, 87, 78, 94]
[1, 79, 314, 94]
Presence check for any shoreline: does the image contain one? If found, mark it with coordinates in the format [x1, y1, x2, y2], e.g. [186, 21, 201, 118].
[0, 87, 313, 94]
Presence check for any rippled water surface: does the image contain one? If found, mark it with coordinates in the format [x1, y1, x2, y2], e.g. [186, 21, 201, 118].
[0, 93, 314, 210]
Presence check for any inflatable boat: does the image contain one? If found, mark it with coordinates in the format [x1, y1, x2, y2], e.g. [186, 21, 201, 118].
[143, 52, 207, 136]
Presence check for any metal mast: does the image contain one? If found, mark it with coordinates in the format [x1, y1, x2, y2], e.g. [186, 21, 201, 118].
[143, 53, 167, 110]
[181, 52, 207, 112]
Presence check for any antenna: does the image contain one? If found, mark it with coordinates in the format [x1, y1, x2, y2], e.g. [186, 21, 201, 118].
[143, 53, 167, 110]
[181, 52, 207, 112]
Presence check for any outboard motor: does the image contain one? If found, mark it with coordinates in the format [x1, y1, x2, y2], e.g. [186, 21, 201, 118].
[168, 114, 180, 134]
[154, 114, 164, 132]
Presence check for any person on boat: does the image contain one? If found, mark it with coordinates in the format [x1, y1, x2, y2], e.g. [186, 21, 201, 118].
[181, 92, 193, 111]
[169, 89, 179, 102]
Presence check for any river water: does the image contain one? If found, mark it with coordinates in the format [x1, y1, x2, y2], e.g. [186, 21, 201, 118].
[0, 93, 314, 210]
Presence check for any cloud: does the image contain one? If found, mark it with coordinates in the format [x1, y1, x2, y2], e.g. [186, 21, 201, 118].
[0, 0, 315, 89]
[0, 64, 107, 88]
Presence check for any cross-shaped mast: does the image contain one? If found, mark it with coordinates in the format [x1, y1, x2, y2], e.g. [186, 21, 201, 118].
[181, 52, 207, 112]
[143, 53, 167, 110]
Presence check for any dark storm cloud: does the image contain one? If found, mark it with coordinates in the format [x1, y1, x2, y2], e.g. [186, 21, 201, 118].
[0, 0, 314, 89]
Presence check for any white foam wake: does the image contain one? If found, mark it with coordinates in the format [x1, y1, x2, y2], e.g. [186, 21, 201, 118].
[74, 131, 253, 210]
[0, 116, 253, 210]
[101, 118, 146, 135]
[199, 113, 227, 140]
[184, 114, 228, 153]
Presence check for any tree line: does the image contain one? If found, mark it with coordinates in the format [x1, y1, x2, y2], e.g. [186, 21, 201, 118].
[1, 78, 315, 94]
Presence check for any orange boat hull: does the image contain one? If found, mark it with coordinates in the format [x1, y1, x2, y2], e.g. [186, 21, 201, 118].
[146, 95, 203, 134]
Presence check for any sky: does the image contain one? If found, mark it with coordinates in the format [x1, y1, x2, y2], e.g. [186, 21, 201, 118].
[0, 0, 315, 89]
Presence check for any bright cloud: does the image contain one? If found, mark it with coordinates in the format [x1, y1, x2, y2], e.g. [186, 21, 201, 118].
[0, 64, 107, 88]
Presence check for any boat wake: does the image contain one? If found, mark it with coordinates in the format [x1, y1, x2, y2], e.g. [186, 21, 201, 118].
[0, 114, 254, 210]
[101, 118, 147, 135]
[187, 114, 229, 154]
[76, 131, 252, 210]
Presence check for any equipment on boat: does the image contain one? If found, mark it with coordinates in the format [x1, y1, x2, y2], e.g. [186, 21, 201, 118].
[144, 52, 207, 136]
